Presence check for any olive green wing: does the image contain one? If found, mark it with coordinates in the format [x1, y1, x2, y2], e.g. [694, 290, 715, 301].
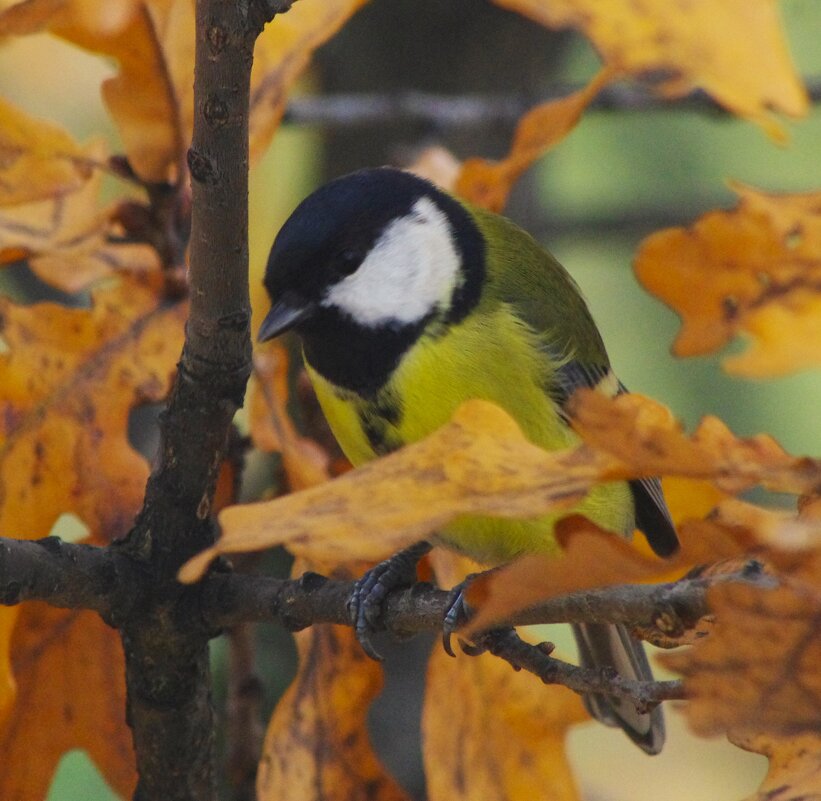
[472, 204, 678, 557]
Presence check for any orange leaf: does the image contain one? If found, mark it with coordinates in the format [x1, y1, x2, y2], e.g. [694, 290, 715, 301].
[494, 0, 807, 138]
[249, 0, 367, 162]
[456, 68, 614, 212]
[425, 553, 587, 801]
[0, 606, 135, 800]
[424, 646, 586, 801]
[0, 611, 13, 728]
[183, 393, 821, 581]
[0, 274, 185, 773]
[635, 185, 821, 376]
[661, 581, 821, 738]
[0, 148, 159, 293]
[257, 592, 409, 801]
[0, 274, 184, 544]
[734, 733, 821, 801]
[463, 516, 676, 636]
[0, 96, 93, 206]
[0, 0, 193, 182]
[181, 400, 616, 579]
[249, 347, 331, 490]
[569, 390, 821, 495]
[464, 496, 817, 637]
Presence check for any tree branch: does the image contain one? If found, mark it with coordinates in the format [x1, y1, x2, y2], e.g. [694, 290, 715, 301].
[474, 628, 685, 709]
[200, 569, 720, 636]
[199, 568, 699, 709]
[0, 532, 771, 722]
[108, 1, 286, 797]
[0, 537, 114, 615]
[282, 77, 821, 130]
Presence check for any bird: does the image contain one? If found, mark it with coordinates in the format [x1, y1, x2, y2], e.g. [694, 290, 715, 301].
[257, 166, 678, 754]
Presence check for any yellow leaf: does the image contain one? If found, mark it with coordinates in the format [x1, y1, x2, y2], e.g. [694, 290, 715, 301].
[735, 733, 821, 801]
[250, 347, 331, 491]
[180, 399, 613, 579]
[249, 0, 367, 162]
[494, 0, 807, 137]
[424, 646, 586, 801]
[257, 562, 409, 801]
[0, 274, 186, 763]
[569, 390, 821, 495]
[0, 608, 135, 800]
[456, 68, 614, 212]
[181, 393, 821, 581]
[0, 0, 193, 182]
[662, 582, 821, 737]
[635, 185, 821, 376]
[0, 151, 159, 293]
[0, 96, 93, 206]
[426, 552, 586, 801]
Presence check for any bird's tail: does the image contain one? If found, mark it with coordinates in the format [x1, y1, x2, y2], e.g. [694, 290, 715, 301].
[571, 622, 665, 755]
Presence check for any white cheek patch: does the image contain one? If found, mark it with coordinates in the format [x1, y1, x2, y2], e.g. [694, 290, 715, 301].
[322, 196, 462, 327]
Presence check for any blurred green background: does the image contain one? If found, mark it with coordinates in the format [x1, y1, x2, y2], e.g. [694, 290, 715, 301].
[1, 0, 820, 798]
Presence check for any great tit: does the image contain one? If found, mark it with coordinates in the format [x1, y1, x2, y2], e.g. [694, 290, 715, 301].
[258, 167, 678, 755]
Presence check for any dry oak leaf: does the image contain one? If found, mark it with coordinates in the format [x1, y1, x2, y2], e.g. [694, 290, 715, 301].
[635, 185, 821, 376]
[462, 515, 680, 637]
[0, 153, 160, 293]
[424, 636, 587, 801]
[661, 580, 821, 738]
[0, 606, 135, 801]
[182, 392, 821, 581]
[462, 505, 758, 641]
[494, 0, 807, 139]
[463, 496, 821, 651]
[456, 68, 614, 213]
[734, 732, 821, 801]
[0, 96, 93, 206]
[700, 499, 821, 582]
[249, 0, 368, 162]
[0, 273, 185, 779]
[0, 606, 12, 729]
[569, 390, 821, 496]
[0, 0, 193, 182]
[425, 549, 587, 801]
[250, 346, 331, 491]
[257, 615, 409, 801]
[180, 399, 620, 581]
[462, 491, 817, 638]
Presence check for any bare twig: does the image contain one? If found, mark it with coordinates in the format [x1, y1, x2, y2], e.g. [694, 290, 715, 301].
[475, 628, 685, 709]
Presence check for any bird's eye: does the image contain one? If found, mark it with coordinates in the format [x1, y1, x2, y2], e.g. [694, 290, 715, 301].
[333, 248, 361, 276]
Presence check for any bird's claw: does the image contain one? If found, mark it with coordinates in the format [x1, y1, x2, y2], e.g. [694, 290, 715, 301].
[442, 577, 478, 657]
[348, 541, 432, 661]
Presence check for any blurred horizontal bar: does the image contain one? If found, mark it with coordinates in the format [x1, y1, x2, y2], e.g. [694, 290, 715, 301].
[283, 77, 821, 129]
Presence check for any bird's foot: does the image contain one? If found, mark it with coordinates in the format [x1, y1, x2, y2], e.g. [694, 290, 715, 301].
[443, 567, 509, 657]
[442, 578, 476, 657]
[348, 540, 433, 660]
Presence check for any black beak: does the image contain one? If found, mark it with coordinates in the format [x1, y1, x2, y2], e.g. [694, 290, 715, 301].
[257, 297, 316, 342]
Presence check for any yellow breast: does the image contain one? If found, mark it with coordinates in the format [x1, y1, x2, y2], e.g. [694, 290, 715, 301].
[306, 306, 632, 563]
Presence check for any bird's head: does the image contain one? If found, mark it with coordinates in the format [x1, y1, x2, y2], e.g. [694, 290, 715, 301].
[258, 167, 484, 347]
